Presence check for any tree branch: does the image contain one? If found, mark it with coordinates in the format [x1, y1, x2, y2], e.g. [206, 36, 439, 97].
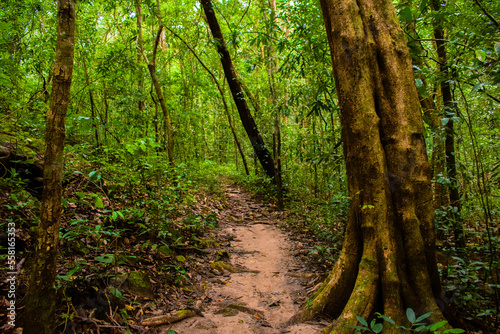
[472, 0, 500, 28]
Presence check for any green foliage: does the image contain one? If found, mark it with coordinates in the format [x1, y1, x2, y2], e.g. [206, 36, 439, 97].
[351, 309, 465, 334]
[1, 0, 499, 330]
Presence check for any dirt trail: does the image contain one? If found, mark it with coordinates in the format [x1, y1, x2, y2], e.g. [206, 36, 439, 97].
[161, 184, 324, 334]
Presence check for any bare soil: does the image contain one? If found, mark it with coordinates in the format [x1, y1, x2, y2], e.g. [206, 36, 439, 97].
[159, 184, 326, 334]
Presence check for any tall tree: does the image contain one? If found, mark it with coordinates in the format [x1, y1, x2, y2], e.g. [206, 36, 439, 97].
[136, 0, 175, 165]
[284, 0, 450, 332]
[264, 0, 284, 209]
[432, 0, 465, 249]
[24, 0, 76, 333]
[135, 0, 146, 113]
[200, 0, 276, 179]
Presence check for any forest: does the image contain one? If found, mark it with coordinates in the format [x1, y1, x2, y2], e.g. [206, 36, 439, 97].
[0, 0, 499, 333]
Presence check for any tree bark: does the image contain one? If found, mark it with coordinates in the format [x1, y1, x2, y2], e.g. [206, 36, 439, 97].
[284, 0, 449, 332]
[200, 0, 275, 179]
[24, 1, 76, 333]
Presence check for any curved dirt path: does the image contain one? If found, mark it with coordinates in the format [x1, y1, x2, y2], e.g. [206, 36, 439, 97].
[161, 184, 324, 334]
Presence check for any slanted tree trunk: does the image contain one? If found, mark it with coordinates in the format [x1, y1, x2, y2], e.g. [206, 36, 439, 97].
[24, 1, 76, 333]
[201, 0, 275, 179]
[284, 0, 450, 332]
[136, 0, 174, 165]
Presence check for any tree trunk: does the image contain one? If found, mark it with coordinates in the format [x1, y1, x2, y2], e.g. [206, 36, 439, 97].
[82, 56, 100, 148]
[136, 0, 175, 165]
[24, 1, 76, 333]
[432, 0, 465, 249]
[284, 0, 449, 332]
[135, 0, 146, 113]
[148, 59, 175, 165]
[265, 0, 284, 209]
[200, 0, 275, 179]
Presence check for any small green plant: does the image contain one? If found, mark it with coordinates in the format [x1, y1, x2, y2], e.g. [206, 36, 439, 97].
[350, 308, 465, 333]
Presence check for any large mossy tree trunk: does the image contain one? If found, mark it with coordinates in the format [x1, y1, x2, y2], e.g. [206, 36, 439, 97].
[200, 0, 276, 179]
[24, 1, 76, 333]
[285, 0, 449, 332]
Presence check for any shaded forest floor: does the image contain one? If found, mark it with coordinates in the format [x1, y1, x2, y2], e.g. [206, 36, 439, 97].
[1, 176, 335, 334]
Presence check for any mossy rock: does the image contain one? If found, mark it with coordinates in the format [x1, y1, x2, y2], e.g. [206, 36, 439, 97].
[126, 271, 153, 298]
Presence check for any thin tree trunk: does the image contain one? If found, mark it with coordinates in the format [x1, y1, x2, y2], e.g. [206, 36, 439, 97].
[201, 0, 275, 179]
[148, 57, 174, 165]
[135, 0, 145, 112]
[82, 56, 100, 148]
[102, 82, 109, 144]
[151, 83, 159, 143]
[265, 0, 284, 209]
[24, 1, 76, 333]
[136, 0, 174, 165]
[432, 0, 465, 249]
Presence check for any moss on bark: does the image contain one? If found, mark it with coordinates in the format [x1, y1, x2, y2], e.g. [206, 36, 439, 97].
[283, 0, 452, 333]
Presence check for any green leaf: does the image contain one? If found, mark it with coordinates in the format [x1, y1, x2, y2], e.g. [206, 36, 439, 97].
[443, 329, 465, 333]
[415, 311, 432, 322]
[109, 286, 123, 299]
[167, 331, 179, 334]
[429, 320, 448, 331]
[356, 315, 368, 327]
[472, 83, 485, 92]
[441, 118, 449, 126]
[377, 313, 396, 326]
[475, 49, 487, 62]
[95, 254, 114, 263]
[400, 5, 413, 24]
[494, 42, 500, 58]
[371, 323, 383, 333]
[416, 325, 427, 332]
[112, 211, 118, 220]
[406, 308, 416, 323]
[94, 197, 104, 208]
